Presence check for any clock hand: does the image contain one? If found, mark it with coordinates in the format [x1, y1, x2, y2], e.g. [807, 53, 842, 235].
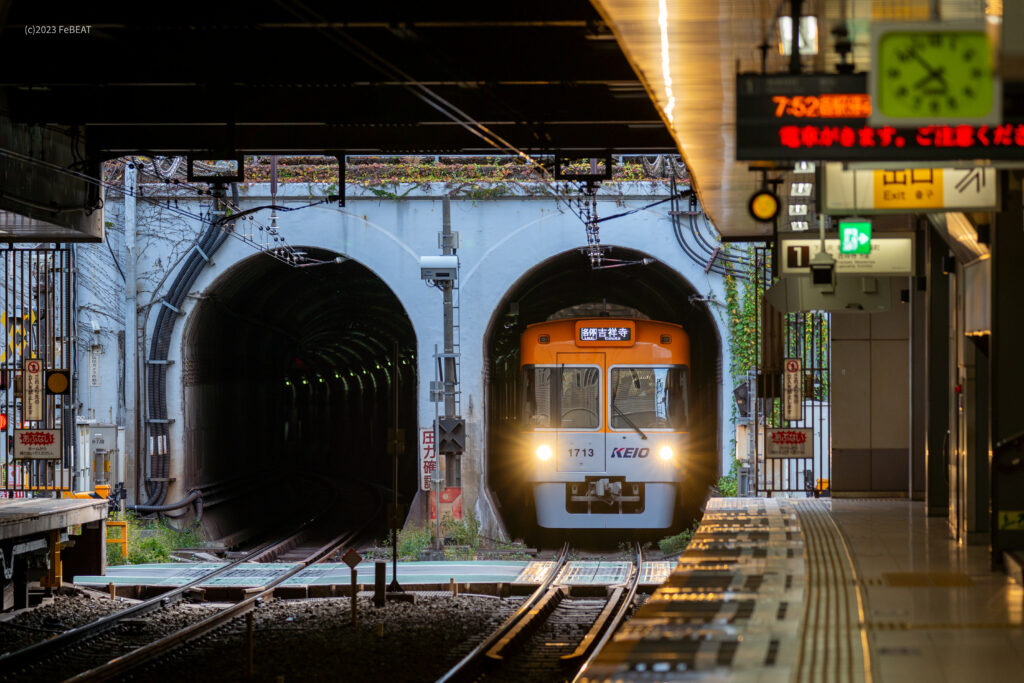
[913, 66, 948, 92]
[907, 49, 948, 89]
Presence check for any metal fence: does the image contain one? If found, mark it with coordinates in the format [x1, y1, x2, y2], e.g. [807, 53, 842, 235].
[1, 246, 74, 497]
[751, 245, 831, 496]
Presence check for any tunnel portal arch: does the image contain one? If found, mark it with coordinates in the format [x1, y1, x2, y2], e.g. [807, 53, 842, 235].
[181, 248, 417, 542]
[484, 246, 723, 538]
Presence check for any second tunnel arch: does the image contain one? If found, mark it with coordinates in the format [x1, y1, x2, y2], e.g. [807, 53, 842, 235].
[483, 246, 725, 539]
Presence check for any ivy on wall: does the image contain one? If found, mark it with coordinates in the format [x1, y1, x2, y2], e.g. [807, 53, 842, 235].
[723, 244, 759, 386]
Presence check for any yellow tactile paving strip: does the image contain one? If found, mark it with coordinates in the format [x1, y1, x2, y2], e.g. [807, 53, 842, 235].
[792, 499, 871, 683]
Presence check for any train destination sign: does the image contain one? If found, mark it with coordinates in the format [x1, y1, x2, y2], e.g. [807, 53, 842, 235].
[737, 73, 1024, 161]
[575, 320, 635, 346]
[821, 163, 999, 214]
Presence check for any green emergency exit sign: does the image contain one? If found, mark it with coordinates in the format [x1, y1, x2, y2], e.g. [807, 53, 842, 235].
[839, 218, 871, 254]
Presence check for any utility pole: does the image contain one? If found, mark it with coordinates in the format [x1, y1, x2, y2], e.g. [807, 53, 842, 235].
[124, 161, 137, 506]
[389, 340, 403, 592]
[441, 198, 457, 419]
[425, 195, 465, 552]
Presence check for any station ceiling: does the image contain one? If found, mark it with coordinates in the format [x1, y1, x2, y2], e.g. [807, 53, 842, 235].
[0, 0, 675, 155]
[0, 0, 996, 240]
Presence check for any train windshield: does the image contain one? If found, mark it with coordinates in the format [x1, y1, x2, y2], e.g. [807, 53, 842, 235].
[610, 366, 688, 430]
[521, 365, 601, 430]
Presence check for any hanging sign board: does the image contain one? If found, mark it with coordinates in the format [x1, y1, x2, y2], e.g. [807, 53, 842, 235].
[765, 428, 813, 459]
[783, 358, 803, 421]
[736, 73, 1024, 161]
[419, 427, 437, 492]
[780, 234, 914, 277]
[822, 163, 999, 214]
[13, 428, 62, 460]
[23, 358, 43, 422]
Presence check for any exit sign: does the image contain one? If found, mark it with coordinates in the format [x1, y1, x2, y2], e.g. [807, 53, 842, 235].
[839, 219, 871, 254]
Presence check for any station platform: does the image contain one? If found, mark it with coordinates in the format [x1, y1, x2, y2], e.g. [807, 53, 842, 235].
[0, 497, 108, 541]
[73, 559, 675, 599]
[1, 497, 109, 610]
[580, 497, 1024, 683]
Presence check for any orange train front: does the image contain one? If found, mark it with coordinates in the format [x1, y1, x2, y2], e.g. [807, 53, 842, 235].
[519, 318, 689, 529]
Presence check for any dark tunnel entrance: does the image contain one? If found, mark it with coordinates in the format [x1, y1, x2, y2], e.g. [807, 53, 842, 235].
[486, 247, 721, 541]
[183, 249, 417, 544]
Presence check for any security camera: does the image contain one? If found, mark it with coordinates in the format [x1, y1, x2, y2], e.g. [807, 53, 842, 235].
[420, 255, 458, 281]
[809, 250, 836, 293]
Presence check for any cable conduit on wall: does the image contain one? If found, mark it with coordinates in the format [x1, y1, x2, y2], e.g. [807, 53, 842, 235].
[134, 182, 237, 513]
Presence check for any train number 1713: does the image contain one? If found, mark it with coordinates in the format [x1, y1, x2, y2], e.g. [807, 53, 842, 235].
[568, 448, 595, 458]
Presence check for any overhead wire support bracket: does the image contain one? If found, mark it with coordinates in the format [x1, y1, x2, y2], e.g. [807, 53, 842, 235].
[192, 244, 210, 262]
[159, 299, 182, 314]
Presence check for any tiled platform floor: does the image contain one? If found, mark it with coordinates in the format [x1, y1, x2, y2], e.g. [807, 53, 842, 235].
[831, 499, 1024, 683]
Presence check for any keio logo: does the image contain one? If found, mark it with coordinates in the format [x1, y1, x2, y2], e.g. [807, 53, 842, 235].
[611, 447, 649, 459]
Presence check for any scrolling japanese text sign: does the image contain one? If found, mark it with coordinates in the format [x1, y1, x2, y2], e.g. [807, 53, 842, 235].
[737, 73, 1024, 161]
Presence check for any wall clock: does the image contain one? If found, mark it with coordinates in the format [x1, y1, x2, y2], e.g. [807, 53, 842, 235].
[869, 21, 1000, 127]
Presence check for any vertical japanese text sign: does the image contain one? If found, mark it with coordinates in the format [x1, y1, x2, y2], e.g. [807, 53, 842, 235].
[24, 358, 43, 422]
[783, 358, 802, 422]
[419, 427, 437, 492]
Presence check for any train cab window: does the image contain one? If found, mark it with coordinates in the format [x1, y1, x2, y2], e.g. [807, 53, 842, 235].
[521, 365, 601, 430]
[610, 366, 688, 430]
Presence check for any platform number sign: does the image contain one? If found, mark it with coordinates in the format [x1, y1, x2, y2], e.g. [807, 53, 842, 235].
[839, 218, 871, 254]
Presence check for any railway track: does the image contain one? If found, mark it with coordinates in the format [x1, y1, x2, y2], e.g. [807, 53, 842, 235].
[437, 542, 644, 683]
[0, 511, 361, 683]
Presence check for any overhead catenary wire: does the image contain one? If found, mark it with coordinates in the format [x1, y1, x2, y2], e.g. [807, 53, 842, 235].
[0, 146, 338, 268]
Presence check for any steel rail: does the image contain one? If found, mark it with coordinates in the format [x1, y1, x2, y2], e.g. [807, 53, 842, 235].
[0, 482, 352, 676]
[571, 542, 644, 682]
[435, 542, 571, 683]
[0, 533, 291, 673]
[63, 526, 360, 683]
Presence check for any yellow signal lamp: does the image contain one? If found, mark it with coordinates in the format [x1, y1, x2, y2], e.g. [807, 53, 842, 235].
[748, 189, 780, 223]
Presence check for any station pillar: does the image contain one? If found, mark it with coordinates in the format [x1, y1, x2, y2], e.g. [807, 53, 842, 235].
[990, 172, 1024, 568]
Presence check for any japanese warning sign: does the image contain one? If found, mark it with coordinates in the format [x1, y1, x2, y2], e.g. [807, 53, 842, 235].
[783, 358, 802, 422]
[419, 427, 437, 492]
[765, 428, 813, 459]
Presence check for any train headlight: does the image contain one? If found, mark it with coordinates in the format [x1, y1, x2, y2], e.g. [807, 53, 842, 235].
[536, 444, 553, 461]
[658, 446, 674, 461]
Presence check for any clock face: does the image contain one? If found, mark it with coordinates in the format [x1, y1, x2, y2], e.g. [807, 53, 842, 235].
[876, 30, 993, 119]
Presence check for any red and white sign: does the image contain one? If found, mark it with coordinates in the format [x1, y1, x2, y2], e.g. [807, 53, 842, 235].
[24, 359, 43, 421]
[783, 358, 802, 421]
[13, 428, 62, 460]
[419, 427, 437, 492]
[765, 428, 813, 459]
[429, 486, 463, 521]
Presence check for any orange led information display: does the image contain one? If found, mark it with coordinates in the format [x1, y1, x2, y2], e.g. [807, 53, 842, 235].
[772, 94, 872, 118]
